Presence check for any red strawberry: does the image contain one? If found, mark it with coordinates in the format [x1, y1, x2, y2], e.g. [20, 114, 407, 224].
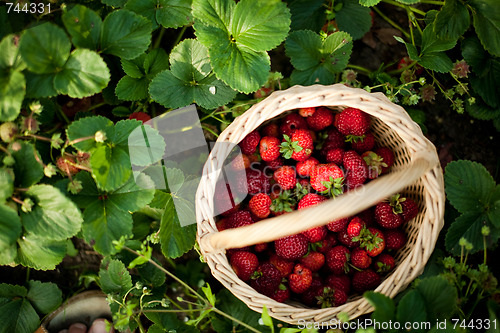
[265, 156, 284, 171]
[128, 111, 151, 123]
[254, 86, 274, 99]
[337, 229, 360, 248]
[362, 151, 387, 179]
[373, 253, 395, 273]
[374, 147, 395, 173]
[310, 163, 344, 196]
[226, 210, 254, 229]
[298, 107, 316, 117]
[327, 217, 349, 232]
[401, 198, 418, 222]
[254, 243, 268, 252]
[230, 251, 259, 281]
[280, 130, 313, 161]
[262, 123, 279, 138]
[246, 168, 271, 194]
[343, 150, 368, 189]
[358, 227, 386, 257]
[299, 251, 325, 271]
[296, 157, 319, 177]
[279, 113, 308, 137]
[352, 269, 381, 293]
[347, 217, 366, 238]
[273, 166, 297, 190]
[315, 233, 338, 253]
[248, 193, 272, 219]
[302, 226, 327, 243]
[271, 284, 290, 303]
[259, 136, 281, 161]
[351, 132, 375, 153]
[326, 246, 350, 274]
[269, 254, 294, 277]
[229, 153, 251, 172]
[275, 234, 309, 260]
[56, 155, 80, 176]
[325, 274, 351, 294]
[358, 208, 376, 227]
[300, 277, 323, 306]
[289, 264, 313, 293]
[216, 218, 228, 231]
[325, 148, 344, 165]
[251, 263, 282, 297]
[297, 193, 326, 209]
[323, 129, 345, 150]
[214, 182, 241, 217]
[307, 106, 333, 131]
[384, 229, 407, 251]
[375, 199, 404, 229]
[239, 130, 261, 155]
[315, 286, 348, 308]
[335, 107, 371, 137]
[351, 247, 372, 269]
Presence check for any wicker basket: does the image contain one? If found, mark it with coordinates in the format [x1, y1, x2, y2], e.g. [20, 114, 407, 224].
[196, 84, 445, 324]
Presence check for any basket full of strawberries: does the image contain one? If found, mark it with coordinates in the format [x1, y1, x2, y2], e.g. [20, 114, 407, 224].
[196, 84, 445, 324]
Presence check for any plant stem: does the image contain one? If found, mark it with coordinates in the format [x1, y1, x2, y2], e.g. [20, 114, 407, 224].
[56, 105, 70, 124]
[372, 6, 410, 39]
[346, 64, 372, 75]
[211, 307, 262, 333]
[20, 134, 52, 142]
[382, 0, 426, 16]
[419, 0, 444, 4]
[88, 102, 107, 112]
[173, 26, 187, 48]
[153, 27, 167, 49]
[142, 308, 205, 313]
[202, 125, 219, 138]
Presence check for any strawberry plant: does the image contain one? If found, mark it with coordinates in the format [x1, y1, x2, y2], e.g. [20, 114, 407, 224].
[0, 0, 499, 332]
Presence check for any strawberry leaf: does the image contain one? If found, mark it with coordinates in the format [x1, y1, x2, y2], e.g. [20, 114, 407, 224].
[11, 142, 44, 188]
[0, 204, 21, 263]
[125, 0, 192, 30]
[288, 0, 325, 32]
[27, 281, 62, 314]
[16, 235, 67, 270]
[336, 0, 372, 40]
[0, 295, 39, 333]
[99, 257, 133, 294]
[364, 291, 396, 323]
[62, 5, 102, 50]
[0, 70, 25, 122]
[415, 276, 457, 322]
[469, 0, 500, 57]
[433, 0, 470, 40]
[115, 76, 150, 101]
[396, 290, 428, 325]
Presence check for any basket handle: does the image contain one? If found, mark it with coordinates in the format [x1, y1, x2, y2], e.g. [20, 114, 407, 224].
[200, 149, 438, 253]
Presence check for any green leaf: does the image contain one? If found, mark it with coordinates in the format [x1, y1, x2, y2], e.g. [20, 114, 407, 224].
[62, 5, 102, 49]
[0, 204, 21, 260]
[0, 70, 25, 122]
[67, 115, 114, 151]
[128, 123, 166, 167]
[416, 276, 457, 322]
[115, 76, 150, 101]
[396, 0, 420, 3]
[16, 234, 67, 270]
[469, 0, 500, 57]
[336, 0, 372, 40]
[418, 52, 453, 73]
[487, 300, 500, 333]
[159, 193, 196, 258]
[125, 0, 193, 29]
[24, 72, 57, 98]
[18, 23, 70, 74]
[54, 49, 110, 98]
[0, 34, 25, 71]
[99, 257, 133, 294]
[445, 160, 495, 213]
[21, 185, 83, 241]
[288, 0, 325, 32]
[0, 298, 39, 333]
[364, 291, 395, 323]
[421, 24, 457, 54]
[11, 142, 44, 188]
[396, 290, 428, 332]
[202, 284, 216, 306]
[216, 289, 263, 331]
[100, 10, 152, 60]
[122, 54, 146, 79]
[261, 305, 273, 328]
[143, 48, 169, 78]
[27, 281, 62, 314]
[192, 0, 234, 31]
[359, 0, 382, 6]
[445, 212, 491, 255]
[0, 169, 14, 202]
[466, 99, 500, 121]
[286, 30, 353, 85]
[433, 0, 470, 40]
[0, 284, 27, 298]
[101, 0, 127, 7]
[488, 187, 500, 228]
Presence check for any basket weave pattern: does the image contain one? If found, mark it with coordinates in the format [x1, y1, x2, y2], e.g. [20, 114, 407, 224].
[196, 84, 445, 324]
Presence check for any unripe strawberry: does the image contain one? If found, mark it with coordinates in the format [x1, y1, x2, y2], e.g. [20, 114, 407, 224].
[0, 122, 18, 142]
[56, 155, 80, 176]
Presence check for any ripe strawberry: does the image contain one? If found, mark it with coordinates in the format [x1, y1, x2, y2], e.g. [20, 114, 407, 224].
[373, 253, 395, 273]
[246, 168, 271, 194]
[326, 246, 350, 275]
[374, 147, 394, 173]
[325, 274, 351, 294]
[325, 148, 344, 165]
[302, 226, 327, 243]
[226, 210, 254, 229]
[239, 130, 261, 155]
[306, 106, 333, 131]
[273, 166, 297, 190]
[216, 218, 228, 231]
[300, 277, 323, 306]
[358, 208, 376, 227]
[401, 197, 418, 222]
[56, 155, 80, 176]
[289, 264, 313, 293]
[128, 111, 151, 123]
[315, 286, 348, 308]
[296, 157, 319, 177]
[230, 251, 259, 281]
[269, 254, 294, 277]
[310, 163, 344, 196]
[351, 132, 375, 153]
[280, 130, 313, 161]
[254, 242, 268, 252]
[351, 247, 372, 269]
[214, 182, 241, 217]
[265, 157, 284, 171]
[357, 227, 385, 257]
[362, 151, 387, 179]
[323, 128, 345, 149]
[297, 193, 326, 209]
[343, 150, 368, 189]
[249, 193, 272, 219]
[275, 234, 309, 260]
[279, 113, 308, 138]
[259, 136, 281, 161]
[251, 263, 282, 297]
[352, 269, 381, 293]
[298, 107, 316, 117]
[229, 153, 251, 172]
[315, 233, 338, 253]
[262, 123, 279, 138]
[384, 229, 407, 251]
[271, 284, 290, 303]
[347, 217, 366, 238]
[337, 229, 360, 248]
[335, 107, 371, 137]
[375, 201, 404, 229]
[299, 251, 325, 271]
[327, 217, 349, 232]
